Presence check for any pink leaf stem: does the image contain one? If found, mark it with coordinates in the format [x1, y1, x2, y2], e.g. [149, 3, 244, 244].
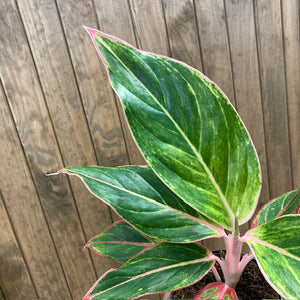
[223, 234, 244, 288]
[212, 265, 222, 282]
[238, 252, 255, 274]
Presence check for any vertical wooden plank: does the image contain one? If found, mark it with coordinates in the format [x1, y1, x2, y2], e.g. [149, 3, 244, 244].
[16, 0, 116, 276]
[163, 0, 203, 71]
[194, 0, 235, 106]
[0, 287, 5, 300]
[254, 0, 292, 197]
[94, 0, 136, 46]
[56, 0, 130, 167]
[224, 0, 270, 206]
[282, 0, 300, 188]
[129, 0, 169, 55]
[93, 0, 146, 165]
[0, 192, 37, 300]
[0, 83, 70, 298]
[0, 1, 97, 298]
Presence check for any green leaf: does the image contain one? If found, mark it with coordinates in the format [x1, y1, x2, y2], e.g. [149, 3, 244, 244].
[83, 243, 215, 299]
[251, 188, 300, 228]
[244, 215, 300, 299]
[87, 221, 154, 263]
[86, 28, 261, 229]
[59, 166, 222, 243]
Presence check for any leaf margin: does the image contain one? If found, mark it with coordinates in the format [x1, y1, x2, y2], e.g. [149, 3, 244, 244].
[84, 26, 262, 230]
[58, 166, 224, 243]
[83, 243, 216, 300]
[86, 220, 154, 263]
[243, 214, 300, 299]
[251, 188, 300, 229]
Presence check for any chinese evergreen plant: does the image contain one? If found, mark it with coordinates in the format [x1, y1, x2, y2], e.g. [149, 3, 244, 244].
[58, 28, 300, 299]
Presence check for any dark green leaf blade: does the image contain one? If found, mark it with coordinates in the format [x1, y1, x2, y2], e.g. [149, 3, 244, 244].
[59, 166, 222, 243]
[84, 243, 215, 300]
[86, 28, 261, 229]
[244, 215, 300, 299]
[251, 188, 300, 228]
[87, 221, 153, 263]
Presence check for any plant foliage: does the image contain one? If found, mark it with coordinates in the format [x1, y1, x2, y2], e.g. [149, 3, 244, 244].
[58, 28, 300, 299]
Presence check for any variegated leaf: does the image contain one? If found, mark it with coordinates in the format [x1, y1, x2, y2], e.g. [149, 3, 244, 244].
[86, 28, 261, 229]
[244, 215, 300, 299]
[83, 243, 215, 299]
[59, 166, 222, 243]
[251, 188, 300, 228]
[87, 220, 153, 263]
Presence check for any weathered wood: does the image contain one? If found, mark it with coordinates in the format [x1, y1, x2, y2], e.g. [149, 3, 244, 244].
[0, 192, 37, 300]
[254, 0, 292, 197]
[0, 1, 299, 297]
[129, 0, 169, 55]
[224, 0, 270, 206]
[0, 1, 96, 298]
[163, 0, 203, 71]
[194, 0, 236, 106]
[56, 0, 130, 168]
[0, 287, 5, 300]
[94, 0, 136, 46]
[0, 82, 70, 298]
[16, 0, 116, 276]
[281, 0, 300, 188]
[94, 0, 146, 165]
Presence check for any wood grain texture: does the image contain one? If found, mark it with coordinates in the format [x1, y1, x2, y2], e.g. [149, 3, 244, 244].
[94, 0, 146, 165]
[56, 0, 130, 168]
[224, 0, 270, 206]
[0, 1, 96, 298]
[0, 1, 298, 297]
[282, 0, 300, 188]
[254, 0, 292, 197]
[0, 192, 37, 300]
[129, 0, 169, 55]
[0, 288, 5, 300]
[194, 0, 235, 106]
[163, 0, 203, 71]
[94, 0, 136, 45]
[16, 0, 116, 276]
[0, 82, 70, 298]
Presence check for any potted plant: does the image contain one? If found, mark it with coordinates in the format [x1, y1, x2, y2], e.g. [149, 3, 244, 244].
[56, 28, 300, 299]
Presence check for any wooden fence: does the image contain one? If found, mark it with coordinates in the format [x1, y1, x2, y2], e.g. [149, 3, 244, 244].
[0, 0, 299, 299]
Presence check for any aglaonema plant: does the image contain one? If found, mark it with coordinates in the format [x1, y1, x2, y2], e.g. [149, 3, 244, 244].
[57, 28, 300, 299]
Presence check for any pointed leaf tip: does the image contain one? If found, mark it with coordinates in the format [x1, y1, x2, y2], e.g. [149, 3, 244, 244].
[62, 166, 221, 243]
[85, 27, 261, 229]
[57, 168, 71, 175]
[84, 243, 214, 299]
[86, 220, 154, 263]
[84, 26, 99, 37]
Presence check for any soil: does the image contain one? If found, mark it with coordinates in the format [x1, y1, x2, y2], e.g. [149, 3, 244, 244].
[171, 250, 280, 300]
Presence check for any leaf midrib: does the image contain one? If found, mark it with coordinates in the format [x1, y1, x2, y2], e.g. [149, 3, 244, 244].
[245, 234, 300, 261]
[65, 168, 222, 234]
[90, 255, 214, 297]
[97, 35, 234, 228]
